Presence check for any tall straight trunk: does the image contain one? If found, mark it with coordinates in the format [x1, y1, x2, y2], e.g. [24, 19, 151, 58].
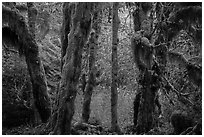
[81, 4, 101, 123]
[53, 3, 93, 134]
[2, 5, 51, 123]
[111, 2, 121, 133]
[81, 32, 97, 123]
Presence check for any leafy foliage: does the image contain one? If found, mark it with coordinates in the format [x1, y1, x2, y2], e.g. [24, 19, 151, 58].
[2, 2, 202, 135]
[2, 47, 34, 128]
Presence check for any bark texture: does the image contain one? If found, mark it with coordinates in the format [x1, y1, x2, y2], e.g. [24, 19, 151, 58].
[47, 3, 75, 130]
[2, 5, 51, 123]
[81, 3, 101, 123]
[135, 71, 158, 133]
[53, 3, 93, 134]
[131, 3, 159, 134]
[27, 2, 41, 125]
[133, 92, 141, 126]
[61, 2, 75, 71]
[81, 32, 97, 123]
[111, 2, 121, 133]
[27, 2, 37, 37]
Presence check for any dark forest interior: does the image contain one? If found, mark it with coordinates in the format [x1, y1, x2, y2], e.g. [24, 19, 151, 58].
[2, 2, 202, 135]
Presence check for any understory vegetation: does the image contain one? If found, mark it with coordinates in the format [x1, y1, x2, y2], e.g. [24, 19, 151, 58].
[2, 2, 202, 135]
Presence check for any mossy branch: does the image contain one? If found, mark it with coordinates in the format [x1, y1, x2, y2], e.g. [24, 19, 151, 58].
[2, 5, 38, 56]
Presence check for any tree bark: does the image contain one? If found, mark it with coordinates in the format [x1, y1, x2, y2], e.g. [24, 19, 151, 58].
[111, 2, 121, 133]
[133, 92, 141, 126]
[53, 3, 93, 134]
[135, 70, 157, 133]
[27, 2, 41, 125]
[81, 4, 101, 123]
[61, 2, 75, 71]
[47, 3, 74, 130]
[131, 3, 159, 134]
[2, 5, 51, 123]
[27, 2, 37, 37]
[81, 36, 96, 122]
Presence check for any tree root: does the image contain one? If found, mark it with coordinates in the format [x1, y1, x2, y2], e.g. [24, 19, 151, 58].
[73, 122, 103, 131]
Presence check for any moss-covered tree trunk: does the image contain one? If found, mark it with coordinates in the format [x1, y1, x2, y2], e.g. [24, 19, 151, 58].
[111, 2, 121, 133]
[2, 5, 51, 123]
[81, 32, 97, 123]
[135, 71, 157, 133]
[27, 2, 37, 37]
[131, 3, 158, 134]
[61, 2, 74, 71]
[81, 4, 101, 123]
[27, 2, 41, 125]
[53, 3, 93, 134]
[25, 48, 51, 123]
[47, 3, 75, 130]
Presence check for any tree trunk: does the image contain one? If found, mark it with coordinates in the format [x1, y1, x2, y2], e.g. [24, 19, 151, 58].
[27, 2, 41, 125]
[25, 53, 51, 123]
[81, 32, 97, 123]
[47, 2, 74, 130]
[81, 4, 101, 123]
[135, 70, 156, 133]
[131, 3, 158, 134]
[111, 2, 121, 133]
[61, 2, 75, 71]
[53, 3, 93, 134]
[2, 5, 51, 123]
[27, 2, 37, 37]
[81, 52, 95, 123]
[133, 92, 141, 126]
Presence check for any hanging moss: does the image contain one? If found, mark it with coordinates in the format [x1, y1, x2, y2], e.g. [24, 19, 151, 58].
[2, 5, 51, 123]
[53, 3, 93, 134]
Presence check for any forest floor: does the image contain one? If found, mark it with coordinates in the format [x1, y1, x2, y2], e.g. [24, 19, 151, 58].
[2, 85, 173, 135]
[2, 122, 172, 135]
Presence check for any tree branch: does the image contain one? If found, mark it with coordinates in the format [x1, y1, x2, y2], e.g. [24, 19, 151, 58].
[162, 76, 194, 105]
